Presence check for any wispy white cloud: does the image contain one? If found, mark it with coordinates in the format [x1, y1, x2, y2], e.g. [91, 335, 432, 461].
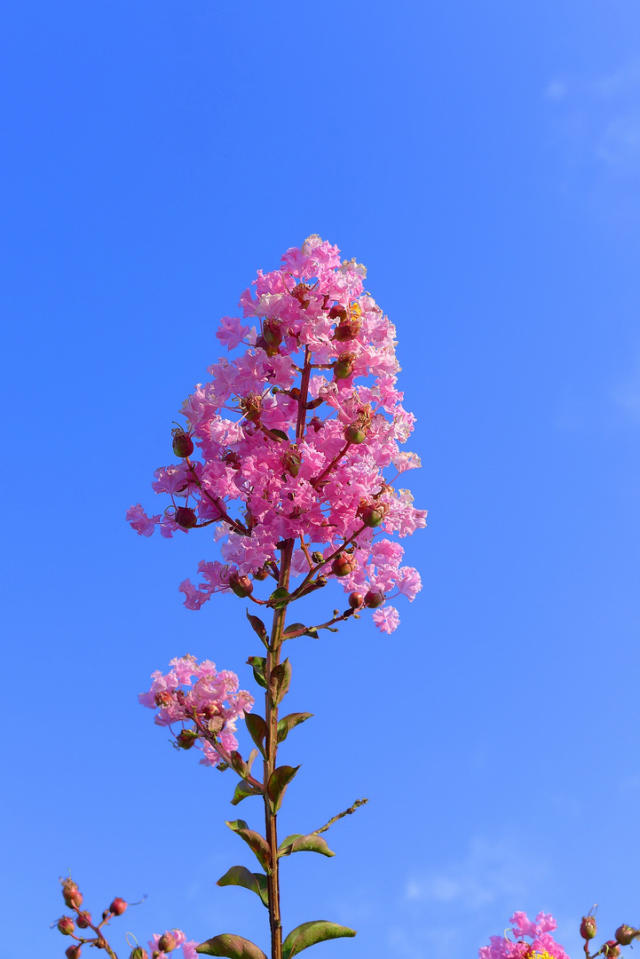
[545, 79, 568, 101]
[544, 59, 640, 195]
[612, 357, 640, 421]
[404, 833, 546, 909]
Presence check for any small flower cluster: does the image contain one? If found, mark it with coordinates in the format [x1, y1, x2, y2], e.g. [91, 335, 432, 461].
[55, 876, 197, 959]
[138, 655, 254, 766]
[479, 912, 570, 959]
[128, 236, 426, 632]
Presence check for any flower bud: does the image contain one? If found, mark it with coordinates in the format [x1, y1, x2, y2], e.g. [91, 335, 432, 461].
[176, 728, 198, 750]
[254, 565, 269, 581]
[311, 551, 323, 564]
[158, 932, 177, 953]
[283, 450, 301, 477]
[615, 925, 637, 946]
[76, 911, 92, 929]
[62, 879, 83, 910]
[364, 589, 385, 608]
[240, 394, 262, 422]
[333, 353, 355, 380]
[291, 283, 311, 308]
[348, 592, 364, 609]
[229, 572, 253, 598]
[58, 916, 75, 936]
[332, 553, 356, 577]
[263, 318, 283, 347]
[109, 897, 127, 916]
[174, 506, 197, 529]
[580, 916, 597, 940]
[333, 316, 362, 342]
[328, 304, 347, 321]
[171, 429, 194, 458]
[604, 942, 621, 958]
[256, 335, 279, 357]
[308, 417, 323, 432]
[66, 947, 82, 959]
[130, 949, 149, 959]
[361, 506, 383, 528]
[222, 450, 241, 469]
[344, 424, 367, 444]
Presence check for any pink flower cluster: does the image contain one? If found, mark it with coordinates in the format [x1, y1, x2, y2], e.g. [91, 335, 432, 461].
[148, 929, 197, 959]
[139, 655, 254, 766]
[479, 912, 570, 959]
[128, 236, 426, 632]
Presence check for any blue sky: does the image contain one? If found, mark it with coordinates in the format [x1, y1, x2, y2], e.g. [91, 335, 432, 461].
[2, 2, 640, 957]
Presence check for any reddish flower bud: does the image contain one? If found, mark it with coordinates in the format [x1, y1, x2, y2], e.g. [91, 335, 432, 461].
[222, 450, 241, 469]
[328, 304, 347, 321]
[311, 551, 323, 564]
[291, 283, 311, 308]
[176, 728, 198, 750]
[76, 911, 92, 929]
[364, 589, 385, 608]
[62, 879, 83, 910]
[58, 916, 75, 936]
[333, 314, 362, 341]
[171, 429, 194, 458]
[615, 925, 637, 946]
[109, 898, 127, 916]
[229, 572, 253, 598]
[361, 506, 383, 528]
[332, 553, 356, 577]
[333, 353, 356, 380]
[254, 565, 270, 580]
[580, 916, 597, 940]
[130, 949, 149, 959]
[66, 947, 82, 959]
[348, 592, 364, 609]
[174, 507, 197, 529]
[158, 932, 177, 953]
[308, 416, 323, 432]
[604, 942, 621, 958]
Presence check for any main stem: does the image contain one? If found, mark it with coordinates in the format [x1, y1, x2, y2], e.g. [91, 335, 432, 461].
[263, 348, 312, 959]
[264, 540, 293, 959]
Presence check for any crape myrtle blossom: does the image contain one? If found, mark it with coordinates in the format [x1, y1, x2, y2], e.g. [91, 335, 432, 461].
[148, 929, 198, 959]
[128, 235, 426, 633]
[139, 655, 254, 767]
[479, 912, 570, 959]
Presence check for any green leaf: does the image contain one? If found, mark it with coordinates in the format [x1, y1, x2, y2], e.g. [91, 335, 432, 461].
[269, 428, 289, 442]
[225, 820, 271, 871]
[277, 712, 313, 744]
[245, 713, 268, 757]
[246, 610, 269, 647]
[197, 933, 267, 958]
[282, 921, 356, 959]
[282, 622, 308, 640]
[277, 833, 335, 859]
[230, 780, 261, 806]
[268, 587, 290, 609]
[247, 656, 267, 689]
[217, 865, 269, 908]
[267, 765, 300, 813]
[270, 658, 291, 705]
